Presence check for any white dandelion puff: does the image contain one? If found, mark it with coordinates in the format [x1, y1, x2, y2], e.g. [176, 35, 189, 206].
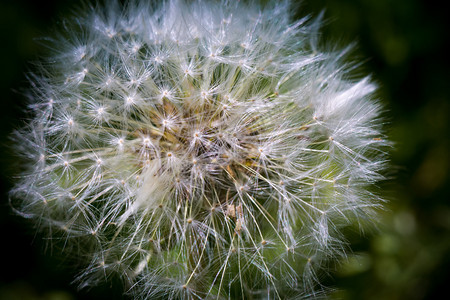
[10, 0, 389, 299]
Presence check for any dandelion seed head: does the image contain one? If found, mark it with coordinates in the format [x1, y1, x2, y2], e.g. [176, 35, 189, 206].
[10, 0, 389, 299]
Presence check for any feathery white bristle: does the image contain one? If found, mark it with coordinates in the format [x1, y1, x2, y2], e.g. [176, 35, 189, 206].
[10, 0, 389, 299]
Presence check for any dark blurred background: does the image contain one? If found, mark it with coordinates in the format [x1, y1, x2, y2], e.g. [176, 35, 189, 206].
[0, 0, 449, 299]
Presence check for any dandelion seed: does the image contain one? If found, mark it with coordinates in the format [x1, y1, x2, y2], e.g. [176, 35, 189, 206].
[10, 0, 389, 299]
